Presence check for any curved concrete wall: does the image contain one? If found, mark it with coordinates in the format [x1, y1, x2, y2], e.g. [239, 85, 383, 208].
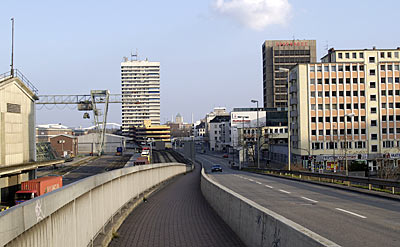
[200, 168, 340, 247]
[0, 163, 188, 247]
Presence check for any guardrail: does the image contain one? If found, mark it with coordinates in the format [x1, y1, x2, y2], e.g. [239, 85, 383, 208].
[243, 167, 400, 195]
[0, 163, 188, 247]
[0, 69, 38, 95]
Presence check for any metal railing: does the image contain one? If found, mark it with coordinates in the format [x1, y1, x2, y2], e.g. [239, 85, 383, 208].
[244, 167, 400, 195]
[0, 69, 38, 95]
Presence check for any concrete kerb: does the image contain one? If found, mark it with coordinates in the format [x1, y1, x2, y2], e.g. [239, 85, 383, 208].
[243, 169, 400, 202]
[200, 168, 341, 247]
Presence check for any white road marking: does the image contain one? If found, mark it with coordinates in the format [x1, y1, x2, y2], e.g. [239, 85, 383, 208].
[279, 189, 291, 194]
[335, 208, 367, 219]
[255, 181, 262, 185]
[248, 179, 254, 182]
[265, 185, 273, 189]
[301, 197, 318, 203]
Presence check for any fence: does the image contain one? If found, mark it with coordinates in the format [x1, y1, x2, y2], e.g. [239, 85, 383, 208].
[0, 163, 188, 247]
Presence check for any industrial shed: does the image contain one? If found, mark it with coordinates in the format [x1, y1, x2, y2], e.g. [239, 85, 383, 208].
[77, 133, 128, 154]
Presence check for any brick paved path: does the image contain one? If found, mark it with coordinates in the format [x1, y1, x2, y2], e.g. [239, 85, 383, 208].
[109, 164, 245, 247]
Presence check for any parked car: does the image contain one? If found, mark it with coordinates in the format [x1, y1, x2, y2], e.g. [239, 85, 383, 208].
[222, 154, 228, 158]
[211, 164, 223, 172]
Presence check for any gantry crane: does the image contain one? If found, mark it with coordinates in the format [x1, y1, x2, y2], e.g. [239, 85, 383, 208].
[36, 90, 136, 156]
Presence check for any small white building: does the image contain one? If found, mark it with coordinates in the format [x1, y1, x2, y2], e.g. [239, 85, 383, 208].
[77, 133, 128, 154]
[209, 115, 231, 151]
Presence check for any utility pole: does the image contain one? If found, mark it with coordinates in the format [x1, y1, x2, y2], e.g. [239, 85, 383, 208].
[10, 18, 15, 77]
[251, 100, 260, 169]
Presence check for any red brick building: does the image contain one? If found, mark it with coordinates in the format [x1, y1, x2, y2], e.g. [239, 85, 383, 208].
[49, 134, 78, 158]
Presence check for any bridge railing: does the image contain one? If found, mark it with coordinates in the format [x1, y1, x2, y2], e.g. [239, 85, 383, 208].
[243, 167, 400, 195]
[0, 163, 188, 247]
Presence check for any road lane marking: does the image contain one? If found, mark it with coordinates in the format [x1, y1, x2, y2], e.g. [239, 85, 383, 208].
[255, 181, 262, 185]
[335, 208, 367, 219]
[248, 179, 254, 182]
[279, 189, 291, 194]
[265, 185, 273, 188]
[301, 197, 318, 203]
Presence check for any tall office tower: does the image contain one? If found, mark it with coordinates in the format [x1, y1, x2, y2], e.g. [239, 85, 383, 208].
[262, 40, 317, 108]
[290, 47, 400, 170]
[121, 58, 160, 134]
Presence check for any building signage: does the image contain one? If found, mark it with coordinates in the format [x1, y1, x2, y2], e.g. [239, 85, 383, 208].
[275, 41, 308, 47]
[316, 154, 358, 162]
[383, 153, 400, 159]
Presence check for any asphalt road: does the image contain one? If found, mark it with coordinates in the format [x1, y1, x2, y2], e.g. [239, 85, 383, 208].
[197, 153, 400, 247]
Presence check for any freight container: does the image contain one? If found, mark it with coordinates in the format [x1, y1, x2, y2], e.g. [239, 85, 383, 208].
[14, 176, 63, 205]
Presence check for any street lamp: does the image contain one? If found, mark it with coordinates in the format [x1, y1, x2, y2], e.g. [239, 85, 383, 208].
[147, 138, 154, 163]
[251, 99, 260, 169]
[344, 112, 355, 176]
[279, 68, 291, 171]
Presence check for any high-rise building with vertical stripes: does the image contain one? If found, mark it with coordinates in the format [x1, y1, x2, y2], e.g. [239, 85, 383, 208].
[262, 40, 317, 108]
[121, 58, 160, 134]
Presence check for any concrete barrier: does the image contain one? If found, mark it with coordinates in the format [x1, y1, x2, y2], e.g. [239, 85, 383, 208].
[200, 168, 341, 247]
[0, 163, 188, 247]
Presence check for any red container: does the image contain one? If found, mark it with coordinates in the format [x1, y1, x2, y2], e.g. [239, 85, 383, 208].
[15, 176, 63, 204]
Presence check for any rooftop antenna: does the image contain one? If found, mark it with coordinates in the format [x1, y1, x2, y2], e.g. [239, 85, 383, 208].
[10, 18, 14, 77]
[325, 40, 329, 51]
[131, 49, 138, 61]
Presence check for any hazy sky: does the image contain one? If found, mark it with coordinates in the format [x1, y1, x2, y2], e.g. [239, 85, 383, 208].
[1, 0, 400, 128]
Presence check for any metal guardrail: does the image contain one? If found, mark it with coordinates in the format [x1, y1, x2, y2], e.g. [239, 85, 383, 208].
[245, 167, 400, 195]
[0, 69, 38, 95]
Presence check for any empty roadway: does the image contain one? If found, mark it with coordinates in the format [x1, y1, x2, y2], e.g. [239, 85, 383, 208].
[198, 153, 400, 247]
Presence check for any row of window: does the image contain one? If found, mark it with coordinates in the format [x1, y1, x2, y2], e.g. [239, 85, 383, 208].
[274, 50, 311, 56]
[311, 90, 365, 97]
[311, 141, 367, 150]
[311, 129, 367, 136]
[311, 103, 367, 110]
[338, 52, 364, 59]
[311, 116, 366, 123]
[310, 65, 365, 72]
[310, 78, 365, 84]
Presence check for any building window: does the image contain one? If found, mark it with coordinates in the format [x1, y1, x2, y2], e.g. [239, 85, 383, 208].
[352, 52, 357, 59]
[381, 65, 386, 71]
[396, 65, 400, 71]
[381, 52, 385, 58]
[382, 115, 387, 121]
[370, 95, 376, 101]
[331, 66, 336, 72]
[370, 82, 376, 88]
[311, 117, 316, 122]
[383, 128, 387, 134]
[359, 52, 364, 58]
[311, 91, 316, 97]
[317, 66, 322, 72]
[370, 69, 376, 75]
[338, 53, 343, 59]
[332, 91, 337, 96]
[319, 130, 323, 135]
[371, 134, 378, 140]
[361, 116, 366, 121]
[324, 66, 329, 72]
[395, 52, 399, 58]
[371, 107, 377, 114]
[381, 78, 386, 83]
[369, 57, 375, 63]
[371, 145, 378, 152]
[388, 52, 392, 58]
[312, 130, 316, 135]
[345, 53, 350, 59]
[371, 120, 377, 126]
[338, 65, 343, 72]
[310, 66, 315, 72]
[382, 90, 386, 96]
[388, 65, 393, 71]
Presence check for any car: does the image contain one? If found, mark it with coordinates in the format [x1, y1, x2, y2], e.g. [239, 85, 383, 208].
[211, 164, 222, 172]
[222, 154, 228, 158]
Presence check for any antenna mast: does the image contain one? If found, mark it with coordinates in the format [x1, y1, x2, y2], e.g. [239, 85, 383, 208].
[10, 18, 14, 76]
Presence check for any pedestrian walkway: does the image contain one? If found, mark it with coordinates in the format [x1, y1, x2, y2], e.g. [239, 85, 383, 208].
[109, 164, 245, 247]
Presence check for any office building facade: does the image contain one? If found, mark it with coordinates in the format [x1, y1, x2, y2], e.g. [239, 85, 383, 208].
[262, 40, 316, 108]
[290, 47, 400, 171]
[121, 58, 160, 133]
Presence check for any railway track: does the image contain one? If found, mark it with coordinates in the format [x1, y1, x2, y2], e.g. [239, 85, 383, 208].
[152, 150, 188, 164]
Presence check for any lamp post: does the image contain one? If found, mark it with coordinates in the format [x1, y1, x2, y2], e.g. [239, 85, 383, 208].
[147, 138, 154, 164]
[344, 112, 354, 176]
[279, 68, 291, 171]
[251, 99, 260, 169]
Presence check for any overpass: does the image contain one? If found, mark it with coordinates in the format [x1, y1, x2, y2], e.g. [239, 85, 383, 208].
[1, 151, 400, 246]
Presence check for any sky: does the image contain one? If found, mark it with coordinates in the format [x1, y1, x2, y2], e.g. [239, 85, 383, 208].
[1, 0, 400, 128]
